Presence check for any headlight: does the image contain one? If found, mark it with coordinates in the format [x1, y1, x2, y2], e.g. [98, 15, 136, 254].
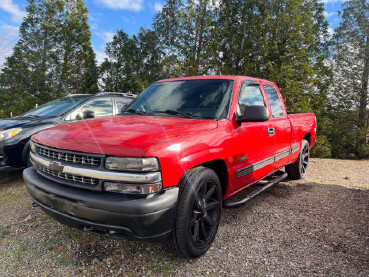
[105, 157, 160, 172]
[0, 128, 22, 141]
[30, 140, 36, 153]
[104, 182, 162, 194]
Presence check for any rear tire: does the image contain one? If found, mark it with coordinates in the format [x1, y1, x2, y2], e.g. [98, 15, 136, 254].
[167, 166, 222, 258]
[286, 139, 310, 180]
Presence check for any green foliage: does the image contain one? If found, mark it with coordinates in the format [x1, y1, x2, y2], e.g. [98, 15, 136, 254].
[216, 0, 330, 114]
[154, 0, 218, 76]
[358, 141, 369, 159]
[328, 0, 369, 159]
[310, 135, 331, 158]
[152, 0, 331, 113]
[99, 28, 165, 94]
[0, 0, 97, 117]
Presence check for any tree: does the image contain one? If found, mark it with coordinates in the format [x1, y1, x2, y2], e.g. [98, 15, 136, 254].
[0, 33, 16, 69]
[154, 0, 330, 112]
[99, 28, 164, 94]
[217, 0, 330, 113]
[57, 0, 98, 95]
[0, 32, 16, 117]
[329, 0, 369, 158]
[0, 0, 97, 118]
[154, 0, 218, 76]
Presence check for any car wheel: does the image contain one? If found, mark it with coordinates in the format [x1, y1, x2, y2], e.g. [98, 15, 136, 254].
[167, 166, 222, 258]
[286, 139, 310, 180]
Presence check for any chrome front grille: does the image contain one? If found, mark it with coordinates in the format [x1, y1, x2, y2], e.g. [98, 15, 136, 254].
[37, 145, 101, 166]
[31, 142, 162, 192]
[38, 165, 98, 186]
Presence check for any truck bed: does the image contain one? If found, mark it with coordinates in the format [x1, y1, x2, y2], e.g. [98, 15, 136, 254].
[288, 113, 316, 148]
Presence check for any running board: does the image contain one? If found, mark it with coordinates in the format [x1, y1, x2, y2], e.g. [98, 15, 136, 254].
[223, 171, 288, 209]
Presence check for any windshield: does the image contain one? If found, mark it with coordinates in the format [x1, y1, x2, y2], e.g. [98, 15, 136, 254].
[125, 79, 234, 120]
[23, 96, 90, 117]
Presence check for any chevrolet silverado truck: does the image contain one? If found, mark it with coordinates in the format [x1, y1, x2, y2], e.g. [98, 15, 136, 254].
[24, 76, 316, 258]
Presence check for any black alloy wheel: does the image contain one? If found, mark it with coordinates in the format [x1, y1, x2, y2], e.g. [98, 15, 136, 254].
[189, 178, 221, 247]
[167, 166, 222, 258]
[286, 139, 310, 180]
[300, 142, 310, 175]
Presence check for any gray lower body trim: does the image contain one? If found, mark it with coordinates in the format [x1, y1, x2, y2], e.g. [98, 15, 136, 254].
[236, 145, 300, 179]
[291, 145, 300, 153]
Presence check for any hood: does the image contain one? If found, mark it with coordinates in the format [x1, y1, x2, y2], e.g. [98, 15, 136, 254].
[0, 117, 40, 130]
[32, 115, 218, 156]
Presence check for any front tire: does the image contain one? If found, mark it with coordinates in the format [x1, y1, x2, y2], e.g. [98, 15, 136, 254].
[286, 139, 310, 180]
[26, 151, 32, 168]
[167, 166, 222, 258]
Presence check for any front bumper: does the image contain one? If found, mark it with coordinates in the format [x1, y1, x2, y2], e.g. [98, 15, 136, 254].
[24, 167, 179, 242]
[0, 140, 26, 169]
[0, 142, 6, 167]
[0, 147, 13, 171]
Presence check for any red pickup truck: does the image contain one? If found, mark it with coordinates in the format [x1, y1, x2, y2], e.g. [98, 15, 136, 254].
[24, 76, 316, 258]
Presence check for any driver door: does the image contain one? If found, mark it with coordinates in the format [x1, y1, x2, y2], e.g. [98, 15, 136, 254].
[231, 81, 276, 193]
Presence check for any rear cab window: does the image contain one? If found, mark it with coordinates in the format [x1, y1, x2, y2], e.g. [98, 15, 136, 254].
[263, 84, 284, 118]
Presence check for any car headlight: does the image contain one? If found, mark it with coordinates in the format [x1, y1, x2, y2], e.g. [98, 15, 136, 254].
[0, 128, 22, 141]
[105, 157, 160, 172]
[104, 182, 162, 194]
[30, 140, 36, 153]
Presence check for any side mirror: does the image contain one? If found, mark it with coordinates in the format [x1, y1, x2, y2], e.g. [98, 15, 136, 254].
[82, 110, 95, 119]
[236, 106, 269, 123]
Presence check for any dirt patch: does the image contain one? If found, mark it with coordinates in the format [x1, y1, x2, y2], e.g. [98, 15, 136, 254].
[0, 159, 368, 276]
[306, 158, 369, 189]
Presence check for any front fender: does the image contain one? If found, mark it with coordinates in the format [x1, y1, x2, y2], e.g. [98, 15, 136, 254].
[163, 147, 229, 188]
[4, 124, 57, 167]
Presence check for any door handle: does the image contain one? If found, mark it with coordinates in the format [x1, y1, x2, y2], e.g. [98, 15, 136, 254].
[268, 127, 275, 136]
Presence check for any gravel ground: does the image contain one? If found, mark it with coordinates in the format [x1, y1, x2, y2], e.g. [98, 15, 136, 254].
[0, 158, 368, 276]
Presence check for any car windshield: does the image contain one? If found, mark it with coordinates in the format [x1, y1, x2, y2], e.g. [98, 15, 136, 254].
[125, 79, 234, 120]
[23, 96, 90, 117]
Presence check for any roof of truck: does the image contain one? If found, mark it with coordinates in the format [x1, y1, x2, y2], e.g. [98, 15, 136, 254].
[157, 75, 275, 84]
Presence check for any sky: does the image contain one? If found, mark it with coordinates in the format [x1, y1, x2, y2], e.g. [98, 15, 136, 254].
[0, 0, 345, 65]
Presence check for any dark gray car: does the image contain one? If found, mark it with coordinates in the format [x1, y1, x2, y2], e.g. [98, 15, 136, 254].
[0, 92, 136, 170]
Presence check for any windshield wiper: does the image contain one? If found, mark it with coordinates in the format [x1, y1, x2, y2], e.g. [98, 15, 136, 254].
[125, 109, 147, 115]
[25, 115, 42, 118]
[152, 110, 197, 119]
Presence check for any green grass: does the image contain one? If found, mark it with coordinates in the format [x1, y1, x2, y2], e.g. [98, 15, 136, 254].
[0, 226, 10, 238]
[0, 190, 26, 206]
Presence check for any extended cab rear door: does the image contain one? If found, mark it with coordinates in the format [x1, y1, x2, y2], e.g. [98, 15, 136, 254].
[261, 83, 292, 170]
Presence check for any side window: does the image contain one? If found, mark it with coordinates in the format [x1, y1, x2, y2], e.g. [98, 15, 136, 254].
[65, 107, 82, 121]
[263, 84, 284, 118]
[238, 83, 265, 116]
[81, 97, 113, 118]
[115, 97, 133, 114]
[66, 97, 113, 120]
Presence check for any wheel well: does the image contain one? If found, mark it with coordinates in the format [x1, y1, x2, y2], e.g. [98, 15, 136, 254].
[22, 140, 31, 163]
[200, 159, 228, 196]
[303, 133, 312, 145]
